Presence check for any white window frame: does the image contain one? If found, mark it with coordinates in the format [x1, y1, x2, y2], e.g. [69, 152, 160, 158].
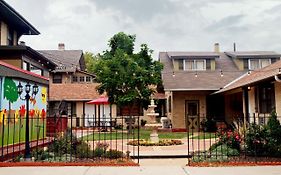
[248, 59, 271, 70]
[183, 59, 206, 71]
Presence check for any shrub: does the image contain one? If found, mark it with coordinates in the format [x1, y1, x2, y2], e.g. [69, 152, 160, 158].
[141, 119, 147, 127]
[216, 128, 241, 150]
[105, 149, 124, 159]
[201, 117, 217, 132]
[245, 111, 281, 157]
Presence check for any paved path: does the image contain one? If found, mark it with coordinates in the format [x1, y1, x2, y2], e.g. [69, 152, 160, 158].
[1, 166, 281, 175]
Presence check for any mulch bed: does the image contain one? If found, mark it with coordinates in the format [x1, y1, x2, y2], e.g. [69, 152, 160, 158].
[189, 156, 281, 167]
[189, 161, 281, 167]
[0, 161, 138, 167]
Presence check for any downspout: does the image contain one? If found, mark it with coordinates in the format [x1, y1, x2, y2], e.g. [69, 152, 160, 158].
[275, 75, 281, 83]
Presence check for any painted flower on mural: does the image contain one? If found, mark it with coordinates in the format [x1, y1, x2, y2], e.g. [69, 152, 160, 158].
[34, 107, 40, 117]
[0, 109, 7, 125]
[40, 109, 46, 120]
[30, 96, 36, 106]
[14, 110, 20, 123]
[29, 109, 35, 118]
[19, 105, 26, 117]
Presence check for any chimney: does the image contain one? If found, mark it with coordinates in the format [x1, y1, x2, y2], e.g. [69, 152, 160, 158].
[19, 41, 26, 46]
[214, 43, 220, 53]
[58, 43, 65, 51]
[233, 42, 236, 52]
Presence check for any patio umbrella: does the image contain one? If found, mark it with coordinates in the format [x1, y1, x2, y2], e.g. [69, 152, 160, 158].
[86, 96, 110, 105]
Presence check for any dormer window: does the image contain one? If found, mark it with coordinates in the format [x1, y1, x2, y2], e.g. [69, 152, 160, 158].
[177, 59, 210, 71]
[249, 59, 271, 70]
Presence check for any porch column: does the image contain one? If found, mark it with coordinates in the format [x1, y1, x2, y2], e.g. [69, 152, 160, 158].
[243, 87, 249, 125]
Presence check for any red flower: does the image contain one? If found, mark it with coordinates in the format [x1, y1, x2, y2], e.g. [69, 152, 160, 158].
[19, 105, 26, 117]
[29, 109, 35, 118]
[41, 109, 46, 120]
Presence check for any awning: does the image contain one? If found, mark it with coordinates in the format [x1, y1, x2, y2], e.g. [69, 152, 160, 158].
[87, 96, 109, 105]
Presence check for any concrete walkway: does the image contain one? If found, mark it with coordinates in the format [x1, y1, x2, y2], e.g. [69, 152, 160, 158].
[1, 166, 281, 175]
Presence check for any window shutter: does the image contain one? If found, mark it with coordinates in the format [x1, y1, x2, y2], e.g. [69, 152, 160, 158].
[243, 59, 249, 69]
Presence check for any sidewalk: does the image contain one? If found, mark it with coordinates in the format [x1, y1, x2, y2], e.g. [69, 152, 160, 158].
[0, 166, 281, 175]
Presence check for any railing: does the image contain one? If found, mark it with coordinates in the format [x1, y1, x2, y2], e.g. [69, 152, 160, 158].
[0, 115, 140, 164]
[187, 113, 281, 164]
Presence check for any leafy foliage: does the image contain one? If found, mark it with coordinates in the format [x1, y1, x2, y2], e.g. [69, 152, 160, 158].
[84, 51, 100, 73]
[94, 32, 163, 109]
[245, 111, 281, 157]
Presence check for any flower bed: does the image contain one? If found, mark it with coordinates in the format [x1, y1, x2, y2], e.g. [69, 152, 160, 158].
[127, 139, 183, 146]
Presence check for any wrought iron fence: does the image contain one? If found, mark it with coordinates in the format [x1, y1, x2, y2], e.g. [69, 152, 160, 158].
[0, 114, 140, 163]
[187, 113, 281, 163]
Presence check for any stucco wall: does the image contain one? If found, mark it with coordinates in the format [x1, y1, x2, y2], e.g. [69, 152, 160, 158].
[172, 91, 207, 129]
[0, 21, 8, 45]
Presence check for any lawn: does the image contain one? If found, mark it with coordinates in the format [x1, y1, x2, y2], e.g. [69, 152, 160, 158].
[81, 129, 188, 141]
[0, 118, 46, 147]
[81, 129, 216, 141]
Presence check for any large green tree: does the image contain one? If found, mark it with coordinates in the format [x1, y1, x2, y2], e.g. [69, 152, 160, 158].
[84, 52, 100, 73]
[94, 32, 163, 112]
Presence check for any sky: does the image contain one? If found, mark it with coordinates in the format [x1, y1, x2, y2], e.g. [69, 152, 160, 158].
[6, 0, 281, 59]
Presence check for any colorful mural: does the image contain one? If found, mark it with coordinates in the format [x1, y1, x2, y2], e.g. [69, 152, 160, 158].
[0, 77, 47, 146]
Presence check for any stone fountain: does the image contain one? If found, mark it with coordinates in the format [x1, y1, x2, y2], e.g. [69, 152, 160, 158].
[146, 99, 159, 143]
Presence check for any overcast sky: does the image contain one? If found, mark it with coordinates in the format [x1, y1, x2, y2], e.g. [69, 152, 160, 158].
[6, 0, 281, 58]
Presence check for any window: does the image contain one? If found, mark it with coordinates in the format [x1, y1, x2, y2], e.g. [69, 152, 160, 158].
[184, 60, 206, 71]
[86, 76, 91, 82]
[30, 64, 43, 76]
[178, 59, 184, 70]
[53, 74, 62, 84]
[7, 28, 14, 46]
[257, 84, 275, 113]
[72, 76, 78, 83]
[23, 61, 30, 71]
[249, 59, 271, 70]
[79, 76, 85, 82]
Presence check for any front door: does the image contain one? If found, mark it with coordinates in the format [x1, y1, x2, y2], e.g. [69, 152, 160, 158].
[186, 100, 199, 131]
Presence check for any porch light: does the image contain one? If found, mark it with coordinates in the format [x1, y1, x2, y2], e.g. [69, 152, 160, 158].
[279, 68, 281, 74]
[220, 70, 224, 77]
[33, 84, 39, 95]
[195, 72, 198, 78]
[172, 71, 175, 77]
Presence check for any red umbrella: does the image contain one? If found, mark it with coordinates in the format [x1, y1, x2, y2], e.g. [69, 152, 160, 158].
[87, 96, 109, 105]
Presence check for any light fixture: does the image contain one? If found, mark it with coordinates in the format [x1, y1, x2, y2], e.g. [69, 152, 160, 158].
[172, 71, 175, 77]
[25, 82, 31, 93]
[220, 70, 224, 77]
[279, 68, 281, 74]
[33, 84, 39, 95]
[247, 70, 251, 75]
[17, 82, 23, 95]
[195, 71, 198, 78]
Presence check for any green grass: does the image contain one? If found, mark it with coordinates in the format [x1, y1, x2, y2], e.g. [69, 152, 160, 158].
[190, 132, 217, 139]
[82, 129, 189, 141]
[0, 118, 46, 146]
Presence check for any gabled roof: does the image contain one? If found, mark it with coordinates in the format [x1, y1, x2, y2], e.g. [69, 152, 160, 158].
[49, 83, 100, 101]
[167, 52, 220, 59]
[216, 60, 281, 94]
[225, 51, 281, 59]
[0, 0, 39, 35]
[0, 60, 48, 85]
[160, 52, 245, 91]
[38, 50, 83, 72]
[0, 45, 56, 69]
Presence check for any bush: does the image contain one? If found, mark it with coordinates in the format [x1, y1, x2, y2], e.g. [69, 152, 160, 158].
[210, 144, 240, 156]
[245, 111, 281, 157]
[105, 149, 124, 159]
[141, 119, 147, 127]
[201, 117, 217, 132]
[216, 128, 241, 151]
